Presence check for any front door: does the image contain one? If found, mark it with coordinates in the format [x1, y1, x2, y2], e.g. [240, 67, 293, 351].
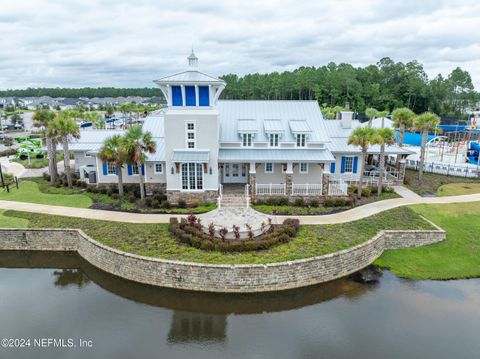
[223, 163, 248, 183]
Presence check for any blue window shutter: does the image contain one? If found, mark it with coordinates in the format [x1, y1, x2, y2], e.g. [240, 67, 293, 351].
[185, 86, 196, 106]
[340, 157, 346, 173]
[330, 162, 335, 173]
[199, 86, 209, 106]
[172, 86, 182, 106]
[102, 162, 108, 176]
[353, 157, 358, 173]
[141, 164, 145, 176]
[114, 166, 118, 176]
[127, 164, 132, 176]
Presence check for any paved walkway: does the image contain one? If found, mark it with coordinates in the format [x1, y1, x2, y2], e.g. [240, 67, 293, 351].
[1, 192, 480, 225]
[392, 185, 422, 199]
[0, 156, 71, 178]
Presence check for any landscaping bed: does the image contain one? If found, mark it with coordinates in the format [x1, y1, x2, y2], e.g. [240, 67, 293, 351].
[1, 206, 433, 264]
[404, 169, 480, 196]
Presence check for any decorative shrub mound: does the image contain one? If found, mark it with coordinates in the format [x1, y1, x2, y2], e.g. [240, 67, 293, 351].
[169, 215, 300, 253]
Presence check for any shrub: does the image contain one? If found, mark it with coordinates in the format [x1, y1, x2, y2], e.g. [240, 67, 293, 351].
[160, 200, 171, 209]
[128, 194, 137, 203]
[42, 172, 51, 182]
[294, 198, 305, 207]
[362, 186, 372, 197]
[98, 186, 109, 195]
[178, 199, 187, 208]
[309, 199, 320, 207]
[278, 197, 289, 206]
[151, 199, 160, 208]
[111, 193, 119, 200]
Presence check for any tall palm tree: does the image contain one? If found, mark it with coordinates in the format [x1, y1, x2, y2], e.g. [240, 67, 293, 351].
[374, 128, 396, 195]
[32, 109, 57, 185]
[51, 113, 80, 188]
[348, 126, 377, 199]
[122, 126, 156, 202]
[413, 112, 441, 180]
[365, 107, 378, 127]
[391, 107, 415, 148]
[98, 134, 127, 197]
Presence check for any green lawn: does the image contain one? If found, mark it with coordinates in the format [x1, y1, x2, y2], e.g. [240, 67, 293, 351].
[12, 153, 63, 169]
[0, 180, 93, 208]
[4, 206, 432, 264]
[404, 169, 480, 196]
[375, 202, 480, 280]
[0, 209, 29, 228]
[437, 183, 480, 196]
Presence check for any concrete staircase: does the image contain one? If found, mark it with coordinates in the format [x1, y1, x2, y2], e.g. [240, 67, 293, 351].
[220, 193, 247, 209]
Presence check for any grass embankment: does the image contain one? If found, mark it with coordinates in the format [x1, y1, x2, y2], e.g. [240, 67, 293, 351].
[404, 169, 480, 196]
[2, 207, 432, 264]
[375, 202, 480, 280]
[0, 179, 215, 214]
[437, 183, 480, 196]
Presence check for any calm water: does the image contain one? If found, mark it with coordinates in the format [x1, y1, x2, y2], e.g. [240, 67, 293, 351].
[0, 251, 480, 359]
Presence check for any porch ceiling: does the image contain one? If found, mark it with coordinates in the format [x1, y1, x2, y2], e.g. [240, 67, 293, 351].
[218, 148, 334, 163]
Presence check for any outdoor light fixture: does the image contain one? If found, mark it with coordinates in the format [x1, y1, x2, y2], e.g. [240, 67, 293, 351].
[171, 167, 174, 175]
[209, 167, 212, 175]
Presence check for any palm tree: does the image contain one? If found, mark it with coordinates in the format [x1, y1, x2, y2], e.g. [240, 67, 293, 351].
[51, 113, 80, 188]
[413, 112, 441, 180]
[348, 126, 377, 199]
[122, 126, 156, 202]
[32, 109, 57, 185]
[365, 107, 379, 127]
[374, 128, 396, 195]
[98, 134, 127, 197]
[392, 107, 415, 148]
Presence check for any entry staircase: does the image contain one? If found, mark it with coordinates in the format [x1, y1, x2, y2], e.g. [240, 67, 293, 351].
[218, 184, 250, 210]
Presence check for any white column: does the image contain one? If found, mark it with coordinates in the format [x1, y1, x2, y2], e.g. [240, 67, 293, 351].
[195, 85, 199, 107]
[167, 85, 172, 106]
[181, 85, 185, 107]
[209, 85, 213, 106]
[249, 162, 256, 174]
[286, 162, 293, 174]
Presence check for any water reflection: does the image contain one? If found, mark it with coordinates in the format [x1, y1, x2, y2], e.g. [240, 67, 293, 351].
[53, 269, 91, 289]
[168, 312, 227, 343]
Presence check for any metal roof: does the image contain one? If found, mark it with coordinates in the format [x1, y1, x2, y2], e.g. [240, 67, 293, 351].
[171, 150, 210, 162]
[154, 70, 225, 84]
[263, 119, 284, 133]
[289, 120, 311, 133]
[218, 100, 328, 143]
[219, 148, 335, 163]
[237, 119, 258, 133]
[326, 138, 414, 155]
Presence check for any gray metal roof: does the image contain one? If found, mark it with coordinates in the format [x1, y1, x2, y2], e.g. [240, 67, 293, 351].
[154, 70, 225, 84]
[289, 120, 311, 133]
[326, 137, 414, 155]
[218, 100, 328, 144]
[219, 148, 335, 163]
[171, 150, 210, 162]
[263, 119, 284, 133]
[237, 119, 258, 133]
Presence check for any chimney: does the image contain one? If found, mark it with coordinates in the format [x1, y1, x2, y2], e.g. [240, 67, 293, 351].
[340, 111, 353, 129]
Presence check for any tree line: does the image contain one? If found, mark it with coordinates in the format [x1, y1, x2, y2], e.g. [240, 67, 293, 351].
[0, 87, 163, 98]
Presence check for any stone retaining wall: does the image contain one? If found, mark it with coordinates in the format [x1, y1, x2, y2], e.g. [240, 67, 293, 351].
[0, 224, 445, 293]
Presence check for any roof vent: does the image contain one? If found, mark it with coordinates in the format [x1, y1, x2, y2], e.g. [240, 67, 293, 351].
[340, 111, 353, 129]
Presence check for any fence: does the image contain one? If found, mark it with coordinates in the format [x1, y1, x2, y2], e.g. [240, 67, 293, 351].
[390, 157, 480, 178]
[291, 183, 323, 196]
[255, 183, 286, 196]
[328, 179, 348, 196]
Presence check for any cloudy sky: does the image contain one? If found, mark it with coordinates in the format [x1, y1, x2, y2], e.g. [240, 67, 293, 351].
[1, 0, 479, 89]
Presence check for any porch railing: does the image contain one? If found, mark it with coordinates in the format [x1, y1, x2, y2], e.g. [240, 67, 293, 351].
[291, 183, 323, 196]
[328, 179, 348, 196]
[255, 183, 286, 196]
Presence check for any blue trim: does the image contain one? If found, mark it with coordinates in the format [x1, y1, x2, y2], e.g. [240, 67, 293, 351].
[353, 157, 358, 173]
[185, 86, 196, 106]
[127, 164, 132, 176]
[340, 157, 346, 173]
[330, 162, 335, 174]
[141, 164, 145, 176]
[102, 162, 108, 176]
[199, 86, 209, 106]
[114, 166, 118, 175]
[172, 86, 182, 106]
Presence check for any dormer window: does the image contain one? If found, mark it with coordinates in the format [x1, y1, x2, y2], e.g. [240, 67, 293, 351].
[242, 133, 253, 147]
[296, 133, 307, 147]
[269, 133, 279, 147]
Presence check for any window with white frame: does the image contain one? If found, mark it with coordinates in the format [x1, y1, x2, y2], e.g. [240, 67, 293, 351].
[269, 133, 279, 147]
[154, 163, 163, 174]
[186, 122, 196, 149]
[299, 163, 308, 173]
[344, 156, 354, 173]
[106, 162, 116, 175]
[132, 165, 139, 175]
[181, 163, 203, 190]
[265, 162, 273, 173]
[296, 133, 307, 147]
[242, 133, 253, 147]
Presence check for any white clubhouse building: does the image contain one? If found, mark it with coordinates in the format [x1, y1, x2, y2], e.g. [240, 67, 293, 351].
[71, 52, 412, 203]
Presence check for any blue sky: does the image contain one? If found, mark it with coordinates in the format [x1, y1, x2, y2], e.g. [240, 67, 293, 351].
[1, 0, 479, 89]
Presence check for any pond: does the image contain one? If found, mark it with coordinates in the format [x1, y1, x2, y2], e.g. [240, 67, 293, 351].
[0, 251, 479, 359]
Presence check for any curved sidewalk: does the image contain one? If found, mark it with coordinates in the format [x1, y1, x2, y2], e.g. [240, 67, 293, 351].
[1, 193, 480, 225]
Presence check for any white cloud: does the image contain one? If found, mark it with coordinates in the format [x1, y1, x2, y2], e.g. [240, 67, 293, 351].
[0, 0, 479, 88]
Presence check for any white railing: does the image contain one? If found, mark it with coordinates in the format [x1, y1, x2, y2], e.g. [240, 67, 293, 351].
[399, 158, 480, 178]
[255, 183, 286, 196]
[217, 184, 223, 209]
[245, 183, 250, 209]
[291, 183, 323, 196]
[328, 179, 348, 196]
[362, 170, 399, 185]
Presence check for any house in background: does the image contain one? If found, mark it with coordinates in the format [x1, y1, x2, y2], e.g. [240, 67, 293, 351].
[68, 52, 412, 203]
